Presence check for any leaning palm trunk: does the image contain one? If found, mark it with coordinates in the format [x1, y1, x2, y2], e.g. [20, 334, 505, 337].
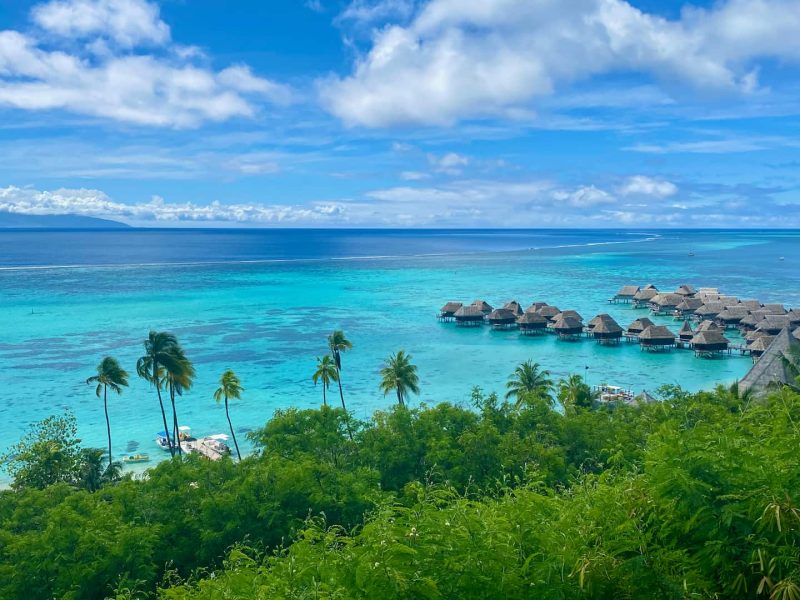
[336, 374, 354, 441]
[224, 395, 242, 461]
[170, 383, 182, 457]
[155, 377, 174, 457]
[103, 385, 113, 468]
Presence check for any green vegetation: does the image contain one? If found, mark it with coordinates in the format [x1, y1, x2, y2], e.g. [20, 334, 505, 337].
[2, 327, 800, 599]
[213, 370, 244, 461]
[86, 356, 129, 468]
[312, 354, 339, 407]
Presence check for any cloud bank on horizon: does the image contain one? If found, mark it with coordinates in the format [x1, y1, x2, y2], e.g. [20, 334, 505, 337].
[0, 0, 798, 227]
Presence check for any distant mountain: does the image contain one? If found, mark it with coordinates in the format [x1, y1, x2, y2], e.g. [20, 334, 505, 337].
[0, 212, 129, 229]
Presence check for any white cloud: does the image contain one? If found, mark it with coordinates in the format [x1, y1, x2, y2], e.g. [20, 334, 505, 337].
[0, 186, 338, 224]
[0, 0, 291, 127]
[619, 176, 678, 198]
[31, 0, 170, 47]
[552, 185, 615, 207]
[428, 151, 469, 174]
[322, 0, 800, 127]
[337, 0, 416, 26]
[400, 170, 430, 180]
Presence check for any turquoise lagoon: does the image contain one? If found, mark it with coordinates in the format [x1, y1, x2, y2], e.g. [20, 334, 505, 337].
[0, 229, 797, 478]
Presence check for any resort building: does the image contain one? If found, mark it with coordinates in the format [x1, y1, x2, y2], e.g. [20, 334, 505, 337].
[503, 301, 524, 317]
[454, 305, 485, 327]
[627, 317, 655, 337]
[552, 315, 584, 340]
[678, 320, 694, 342]
[675, 284, 696, 296]
[589, 315, 623, 344]
[739, 328, 800, 395]
[525, 302, 548, 313]
[674, 297, 704, 317]
[690, 330, 731, 357]
[438, 301, 463, 322]
[638, 325, 677, 351]
[633, 287, 659, 308]
[694, 303, 724, 320]
[471, 300, 493, 315]
[748, 335, 774, 359]
[517, 312, 548, 335]
[716, 306, 750, 328]
[536, 305, 561, 322]
[612, 285, 640, 303]
[487, 308, 518, 330]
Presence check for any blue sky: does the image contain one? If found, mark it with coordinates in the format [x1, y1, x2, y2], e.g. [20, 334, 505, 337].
[0, 0, 798, 227]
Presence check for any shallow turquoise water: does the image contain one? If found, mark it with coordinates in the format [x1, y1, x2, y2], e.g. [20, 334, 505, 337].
[0, 229, 797, 480]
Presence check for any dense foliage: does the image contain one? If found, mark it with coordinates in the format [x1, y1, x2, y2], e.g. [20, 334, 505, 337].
[2, 384, 799, 599]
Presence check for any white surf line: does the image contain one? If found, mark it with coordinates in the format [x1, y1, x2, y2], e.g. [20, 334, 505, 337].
[0, 234, 661, 273]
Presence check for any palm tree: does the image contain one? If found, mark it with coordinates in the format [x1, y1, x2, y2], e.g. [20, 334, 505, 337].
[505, 360, 553, 408]
[136, 331, 182, 457]
[214, 369, 243, 461]
[328, 330, 354, 440]
[558, 374, 595, 413]
[162, 343, 195, 457]
[86, 356, 129, 468]
[379, 350, 420, 407]
[312, 355, 339, 407]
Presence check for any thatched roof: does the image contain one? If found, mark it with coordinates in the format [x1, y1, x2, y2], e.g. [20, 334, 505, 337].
[588, 313, 615, 328]
[676, 297, 704, 312]
[643, 284, 658, 290]
[717, 306, 750, 322]
[696, 320, 721, 332]
[536, 305, 560, 319]
[740, 328, 800, 394]
[788, 310, 800, 325]
[679, 320, 694, 338]
[719, 295, 739, 306]
[794, 329, 800, 341]
[454, 305, 485, 319]
[525, 302, 548, 314]
[517, 312, 548, 326]
[695, 302, 724, 317]
[746, 329, 770, 344]
[697, 287, 720, 295]
[440, 301, 463, 314]
[628, 317, 655, 334]
[616, 285, 640, 297]
[740, 300, 762, 311]
[749, 335, 775, 353]
[675, 284, 696, 296]
[592, 318, 623, 335]
[740, 313, 765, 328]
[553, 315, 583, 331]
[639, 325, 676, 342]
[471, 300, 493, 313]
[758, 315, 792, 334]
[555, 310, 583, 322]
[651, 293, 684, 307]
[762, 304, 787, 315]
[633, 288, 658, 301]
[691, 330, 730, 348]
[487, 308, 517, 323]
[503, 301, 524, 316]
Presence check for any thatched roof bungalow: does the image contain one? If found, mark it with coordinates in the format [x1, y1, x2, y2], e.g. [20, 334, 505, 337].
[439, 301, 463, 321]
[694, 303, 724, 319]
[762, 304, 787, 315]
[719, 295, 739, 306]
[517, 311, 548, 334]
[633, 288, 658, 306]
[757, 315, 792, 335]
[788, 310, 800, 327]
[471, 300, 493, 314]
[675, 284, 696, 296]
[739, 300, 762, 311]
[536, 305, 561, 321]
[678, 320, 694, 341]
[675, 297, 704, 315]
[749, 335, 774, 358]
[555, 309, 583, 322]
[650, 293, 684, 314]
[614, 285, 640, 302]
[697, 320, 721, 332]
[739, 328, 800, 395]
[691, 330, 730, 354]
[745, 329, 770, 344]
[587, 313, 613, 329]
[454, 304, 485, 327]
[487, 308, 518, 329]
[525, 302, 548, 314]
[503, 301, 524, 317]
[590, 316, 623, 343]
[553, 315, 584, 339]
[627, 317, 655, 336]
[716, 306, 750, 327]
[739, 313, 765, 331]
[639, 325, 677, 351]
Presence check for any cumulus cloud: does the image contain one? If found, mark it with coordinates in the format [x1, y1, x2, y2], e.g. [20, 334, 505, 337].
[322, 0, 800, 127]
[428, 151, 469, 174]
[619, 176, 678, 198]
[0, 0, 291, 127]
[0, 186, 340, 224]
[552, 185, 615, 208]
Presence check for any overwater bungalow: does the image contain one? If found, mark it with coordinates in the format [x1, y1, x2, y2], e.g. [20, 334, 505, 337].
[649, 293, 683, 315]
[438, 301, 463, 321]
[632, 287, 658, 308]
[536, 305, 561, 321]
[694, 302, 724, 320]
[762, 303, 787, 315]
[788, 310, 800, 327]
[552, 315, 584, 340]
[517, 312, 548, 335]
[739, 299, 762, 311]
[690, 329, 731, 357]
[471, 300, 493, 315]
[612, 285, 640, 303]
[740, 328, 800, 395]
[749, 335, 774, 358]
[639, 325, 677, 351]
[587, 313, 613, 329]
[757, 315, 792, 335]
[627, 317, 655, 336]
[696, 319, 721, 332]
[674, 297, 704, 317]
[678, 320, 694, 342]
[739, 313, 764, 332]
[503, 300, 524, 317]
[590, 316, 623, 344]
[487, 308, 518, 330]
[675, 284, 696, 296]
[716, 306, 750, 328]
[745, 329, 770, 345]
[454, 305, 485, 327]
[697, 287, 720, 296]
[718, 295, 739, 306]
[525, 301, 548, 313]
[555, 309, 584, 322]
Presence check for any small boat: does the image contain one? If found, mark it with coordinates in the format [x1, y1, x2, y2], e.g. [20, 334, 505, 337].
[688, 251, 695, 257]
[155, 431, 172, 451]
[123, 454, 150, 464]
[780, 257, 785, 261]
